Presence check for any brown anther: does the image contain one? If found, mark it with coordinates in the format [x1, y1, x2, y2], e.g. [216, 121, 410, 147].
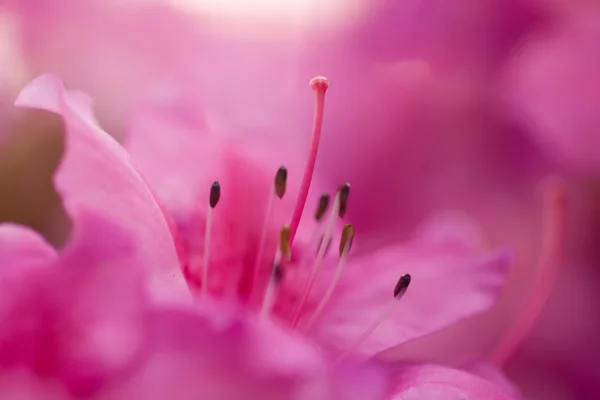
[209, 181, 221, 208]
[338, 183, 350, 218]
[274, 166, 288, 199]
[315, 193, 330, 221]
[279, 224, 292, 261]
[339, 224, 355, 256]
[394, 274, 412, 298]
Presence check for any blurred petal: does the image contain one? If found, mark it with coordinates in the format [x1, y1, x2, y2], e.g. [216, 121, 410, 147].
[296, 216, 512, 356]
[0, 224, 56, 271]
[391, 364, 522, 400]
[14, 74, 190, 304]
[0, 210, 148, 396]
[503, 8, 600, 172]
[101, 305, 390, 400]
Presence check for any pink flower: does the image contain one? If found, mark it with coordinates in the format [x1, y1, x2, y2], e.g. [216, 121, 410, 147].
[122, 74, 515, 361]
[2, 72, 528, 398]
[1, 73, 526, 399]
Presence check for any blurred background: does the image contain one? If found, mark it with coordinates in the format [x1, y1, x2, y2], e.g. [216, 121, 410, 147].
[0, 0, 598, 398]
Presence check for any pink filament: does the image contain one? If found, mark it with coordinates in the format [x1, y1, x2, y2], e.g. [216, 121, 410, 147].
[289, 77, 329, 243]
[303, 239, 351, 332]
[489, 178, 567, 365]
[290, 194, 340, 328]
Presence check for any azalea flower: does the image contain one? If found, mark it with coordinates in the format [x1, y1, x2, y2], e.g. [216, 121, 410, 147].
[0, 73, 531, 399]
[3, 72, 533, 396]
[121, 73, 521, 361]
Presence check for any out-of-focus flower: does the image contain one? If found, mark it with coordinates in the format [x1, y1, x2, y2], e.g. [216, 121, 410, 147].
[502, 2, 600, 173]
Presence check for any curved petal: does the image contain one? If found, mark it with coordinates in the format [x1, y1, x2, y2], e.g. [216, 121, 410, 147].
[463, 360, 523, 398]
[390, 364, 522, 400]
[14, 74, 190, 305]
[0, 209, 151, 397]
[0, 223, 57, 271]
[298, 215, 512, 356]
[124, 95, 321, 299]
[503, 9, 600, 172]
[0, 370, 70, 400]
[101, 305, 390, 400]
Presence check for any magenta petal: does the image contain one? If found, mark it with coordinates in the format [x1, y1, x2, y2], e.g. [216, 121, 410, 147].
[0, 209, 150, 396]
[124, 96, 220, 223]
[102, 304, 390, 400]
[503, 10, 600, 171]
[14, 74, 190, 304]
[391, 364, 522, 399]
[306, 216, 512, 356]
[0, 224, 57, 271]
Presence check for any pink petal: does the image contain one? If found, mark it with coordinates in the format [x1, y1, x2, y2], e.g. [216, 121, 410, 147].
[300, 215, 512, 356]
[0, 370, 70, 400]
[124, 90, 306, 224]
[0, 224, 56, 271]
[14, 74, 190, 305]
[503, 9, 600, 172]
[124, 96, 320, 298]
[0, 209, 149, 396]
[101, 305, 390, 400]
[463, 360, 523, 397]
[391, 364, 522, 399]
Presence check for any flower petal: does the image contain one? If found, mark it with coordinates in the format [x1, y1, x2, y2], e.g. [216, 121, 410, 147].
[390, 364, 522, 400]
[0, 209, 149, 397]
[302, 216, 512, 356]
[14, 74, 190, 305]
[101, 304, 390, 400]
[124, 96, 319, 299]
[0, 223, 56, 272]
[503, 10, 600, 172]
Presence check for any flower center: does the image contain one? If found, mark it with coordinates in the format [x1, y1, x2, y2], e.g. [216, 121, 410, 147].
[181, 76, 412, 356]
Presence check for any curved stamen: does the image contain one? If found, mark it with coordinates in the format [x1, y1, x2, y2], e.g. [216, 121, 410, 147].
[251, 167, 287, 298]
[261, 225, 291, 318]
[289, 76, 329, 243]
[201, 181, 220, 297]
[291, 187, 342, 328]
[303, 224, 354, 333]
[337, 274, 412, 361]
[489, 178, 567, 365]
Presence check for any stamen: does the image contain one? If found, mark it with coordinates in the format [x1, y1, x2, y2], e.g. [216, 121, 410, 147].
[280, 224, 292, 261]
[291, 186, 343, 328]
[293, 195, 332, 291]
[303, 224, 354, 332]
[251, 166, 288, 298]
[260, 257, 281, 319]
[337, 274, 412, 361]
[490, 178, 567, 365]
[338, 183, 351, 218]
[261, 226, 289, 318]
[289, 76, 330, 243]
[315, 193, 330, 222]
[202, 181, 220, 297]
[274, 166, 288, 199]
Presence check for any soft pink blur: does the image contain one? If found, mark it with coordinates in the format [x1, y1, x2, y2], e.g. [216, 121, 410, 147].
[1, 0, 600, 399]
